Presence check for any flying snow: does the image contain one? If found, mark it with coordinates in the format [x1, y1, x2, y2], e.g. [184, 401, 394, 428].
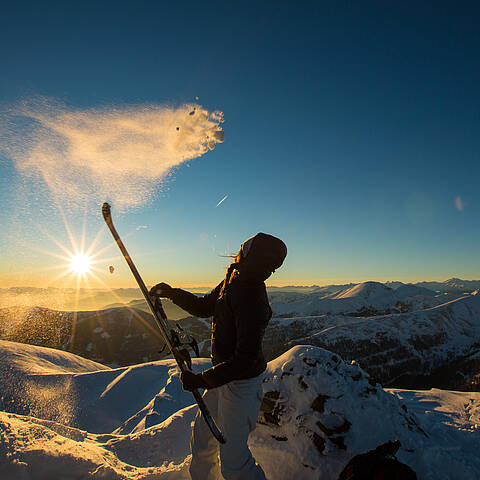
[0, 97, 224, 210]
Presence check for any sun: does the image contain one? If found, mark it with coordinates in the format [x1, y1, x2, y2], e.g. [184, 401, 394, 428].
[69, 253, 92, 275]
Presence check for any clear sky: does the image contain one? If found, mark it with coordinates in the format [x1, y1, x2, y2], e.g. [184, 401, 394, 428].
[0, 1, 479, 289]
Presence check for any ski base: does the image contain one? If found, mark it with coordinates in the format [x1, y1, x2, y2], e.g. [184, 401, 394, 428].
[102, 202, 226, 444]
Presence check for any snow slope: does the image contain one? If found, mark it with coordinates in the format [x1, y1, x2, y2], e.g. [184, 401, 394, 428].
[253, 346, 480, 479]
[1, 341, 480, 479]
[0, 339, 110, 375]
[0, 339, 211, 434]
[0, 406, 197, 479]
[266, 294, 480, 389]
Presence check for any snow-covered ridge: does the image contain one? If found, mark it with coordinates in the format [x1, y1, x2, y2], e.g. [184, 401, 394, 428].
[0, 305, 207, 367]
[0, 339, 210, 434]
[1, 278, 478, 311]
[269, 281, 464, 317]
[0, 339, 109, 375]
[2, 288, 479, 391]
[269, 294, 480, 389]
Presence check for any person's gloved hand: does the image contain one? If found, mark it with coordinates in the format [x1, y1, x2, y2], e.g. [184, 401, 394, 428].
[181, 371, 208, 391]
[149, 282, 173, 299]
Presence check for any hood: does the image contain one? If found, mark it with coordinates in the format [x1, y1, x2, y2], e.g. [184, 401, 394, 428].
[237, 232, 287, 282]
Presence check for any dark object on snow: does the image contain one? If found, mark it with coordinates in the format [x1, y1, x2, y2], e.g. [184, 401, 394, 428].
[337, 440, 417, 480]
[109, 265, 114, 274]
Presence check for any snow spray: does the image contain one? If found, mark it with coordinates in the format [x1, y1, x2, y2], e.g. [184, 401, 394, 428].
[0, 97, 225, 210]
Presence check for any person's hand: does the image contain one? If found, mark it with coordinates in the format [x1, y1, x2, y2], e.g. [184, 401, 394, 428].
[181, 371, 208, 391]
[149, 282, 173, 299]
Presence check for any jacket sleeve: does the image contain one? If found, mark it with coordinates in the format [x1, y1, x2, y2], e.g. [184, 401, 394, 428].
[202, 286, 271, 388]
[168, 282, 222, 318]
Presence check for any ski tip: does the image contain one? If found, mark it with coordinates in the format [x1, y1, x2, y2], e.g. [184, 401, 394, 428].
[102, 202, 111, 221]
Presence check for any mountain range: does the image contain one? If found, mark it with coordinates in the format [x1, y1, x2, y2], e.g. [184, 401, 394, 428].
[1, 279, 480, 391]
[1, 277, 479, 311]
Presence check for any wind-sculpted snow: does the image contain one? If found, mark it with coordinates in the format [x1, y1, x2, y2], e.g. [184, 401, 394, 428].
[0, 339, 110, 375]
[0, 340, 110, 426]
[1, 342, 480, 479]
[0, 407, 197, 479]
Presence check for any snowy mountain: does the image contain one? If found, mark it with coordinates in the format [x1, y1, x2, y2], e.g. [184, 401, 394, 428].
[106, 280, 473, 318]
[266, 294, 480, 390]
[268, 281, 447, 317]
[101, 298, 192, 321]
[1, 341, 479, 479]
[0, 306, 206, 367]
[416, 278, 480, 293]
[2, 289, 480, 391]
[2, 279, 478, 312]
[0, 286, 143, 311]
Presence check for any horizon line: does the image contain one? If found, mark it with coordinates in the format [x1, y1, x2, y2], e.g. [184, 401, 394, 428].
[1, 276, 479, 291]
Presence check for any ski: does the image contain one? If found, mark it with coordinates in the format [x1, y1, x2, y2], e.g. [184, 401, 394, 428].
[102, 202, 226, 444]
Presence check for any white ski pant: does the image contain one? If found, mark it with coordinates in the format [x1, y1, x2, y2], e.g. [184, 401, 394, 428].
[189, 374, 266, 480]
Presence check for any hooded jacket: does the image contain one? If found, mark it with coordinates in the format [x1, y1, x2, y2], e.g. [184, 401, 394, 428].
[167, 232, 286, 388]
[168, 275, 271, 388]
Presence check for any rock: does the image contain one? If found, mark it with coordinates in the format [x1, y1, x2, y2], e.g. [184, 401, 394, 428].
[252, 346, 427, 479]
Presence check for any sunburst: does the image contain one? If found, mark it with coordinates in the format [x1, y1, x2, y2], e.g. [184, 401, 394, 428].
[69, 253, 92, 275]
[32, 203, 163, 348]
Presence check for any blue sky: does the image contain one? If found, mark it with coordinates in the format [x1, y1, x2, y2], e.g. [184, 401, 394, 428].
[0, 1, 479, 288]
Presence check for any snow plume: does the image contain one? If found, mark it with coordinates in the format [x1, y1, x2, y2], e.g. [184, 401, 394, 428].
[0, 97, 224, 210]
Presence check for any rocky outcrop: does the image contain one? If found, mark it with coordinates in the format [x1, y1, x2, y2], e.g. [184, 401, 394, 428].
[252, 346, 423, 479]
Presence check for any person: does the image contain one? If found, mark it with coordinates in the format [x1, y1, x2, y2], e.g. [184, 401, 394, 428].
[149, 232, 287, 480]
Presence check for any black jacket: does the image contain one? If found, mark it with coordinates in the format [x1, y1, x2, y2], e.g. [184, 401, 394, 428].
[168, 274, 272, 388]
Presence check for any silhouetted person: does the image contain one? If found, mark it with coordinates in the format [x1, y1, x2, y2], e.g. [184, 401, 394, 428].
[150, 232, 287, 480]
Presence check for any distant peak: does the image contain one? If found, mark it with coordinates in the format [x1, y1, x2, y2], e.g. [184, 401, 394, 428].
[444, 277, 463, 283]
